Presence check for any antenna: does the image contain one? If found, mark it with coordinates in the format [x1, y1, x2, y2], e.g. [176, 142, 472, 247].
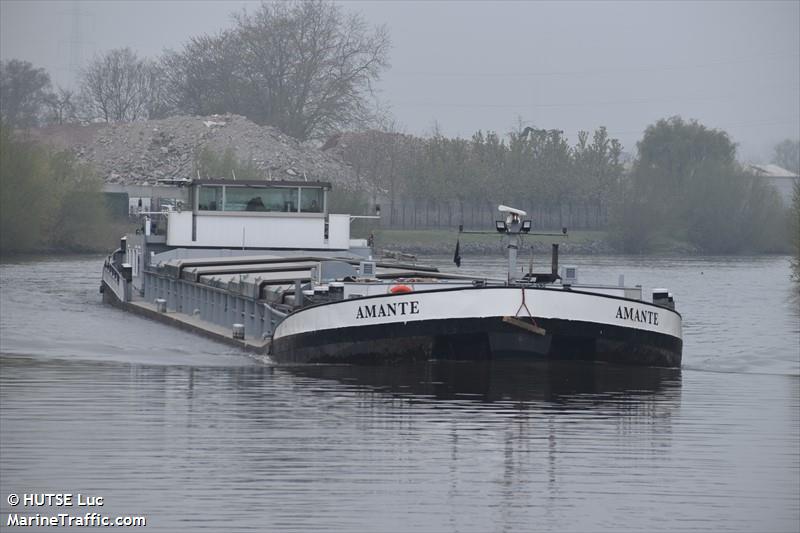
[528, 246, 534, 274]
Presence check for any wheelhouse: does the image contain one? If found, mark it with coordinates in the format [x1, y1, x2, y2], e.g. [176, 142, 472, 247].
[162, 179, 351, 250]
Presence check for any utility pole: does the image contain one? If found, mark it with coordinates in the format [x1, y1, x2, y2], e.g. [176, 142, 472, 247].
[63, 0, 92, 88]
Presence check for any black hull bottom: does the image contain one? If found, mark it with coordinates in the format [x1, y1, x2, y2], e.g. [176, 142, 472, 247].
[270, 317, 682, 368]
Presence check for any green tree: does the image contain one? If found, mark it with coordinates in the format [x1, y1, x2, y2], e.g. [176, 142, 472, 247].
[526, 128, 573, 225]
[635, 116, 736, 215]
[0, 124, 56, 251]
[613, 116, 789, 253]
[0, 59, 52, 128]
[0, 124, 110, 254]
[47, 151, 111, 251]
[573, 127, 623, 206]
[685, 162, 786, 253]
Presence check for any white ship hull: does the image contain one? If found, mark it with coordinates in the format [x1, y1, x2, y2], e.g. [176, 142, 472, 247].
[271, 286, 682, 367]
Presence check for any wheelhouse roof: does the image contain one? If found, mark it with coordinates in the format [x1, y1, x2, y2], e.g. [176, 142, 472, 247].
[191, 178, 332, 189]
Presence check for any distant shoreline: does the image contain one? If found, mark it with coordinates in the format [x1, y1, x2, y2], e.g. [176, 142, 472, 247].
[0, 227, 790, 260]
[372, 228, 701, 256]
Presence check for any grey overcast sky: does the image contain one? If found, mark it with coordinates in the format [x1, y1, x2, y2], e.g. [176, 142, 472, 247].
[1, 0, 798, 161]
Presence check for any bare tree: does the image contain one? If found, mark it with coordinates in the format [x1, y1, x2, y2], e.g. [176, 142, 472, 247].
[0, 59, 52, 128]
[161, 31, 252, 118]
[78, 48, 162, 122]
[337, 126, 426, 224]
[142, 61, 174, 119]
[44, 87, 77, 125]
[166, 1, 390, 140]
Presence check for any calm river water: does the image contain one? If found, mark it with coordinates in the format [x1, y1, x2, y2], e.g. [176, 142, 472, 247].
[0, 255, 798, 532]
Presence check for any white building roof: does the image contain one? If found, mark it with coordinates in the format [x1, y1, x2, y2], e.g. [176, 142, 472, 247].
[747, 163, 799, 178]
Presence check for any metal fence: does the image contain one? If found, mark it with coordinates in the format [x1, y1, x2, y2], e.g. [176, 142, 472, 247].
[378, 200, 609, 230]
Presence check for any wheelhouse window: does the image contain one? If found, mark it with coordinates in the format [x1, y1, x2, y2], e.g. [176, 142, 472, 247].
[300, 187, 324, 213]
[198, 186, 223, 211]
[195, 183, 325, 213]
[263, 188, 299, 212]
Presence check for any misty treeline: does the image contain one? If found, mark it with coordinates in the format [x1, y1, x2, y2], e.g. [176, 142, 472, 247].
[0, 124, 111, 254]
[0, 1, 388, 141]
[614, 117, 790, 254]
[337, 125, 623, 230]
[338, 117, 793, 254]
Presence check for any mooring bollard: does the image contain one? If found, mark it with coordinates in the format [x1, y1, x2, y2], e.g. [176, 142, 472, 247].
[232, 323, 245, 339]
[155, 298, 167, 313]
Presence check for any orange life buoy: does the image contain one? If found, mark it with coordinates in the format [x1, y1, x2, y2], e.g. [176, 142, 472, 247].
[390, 284, 413, 294]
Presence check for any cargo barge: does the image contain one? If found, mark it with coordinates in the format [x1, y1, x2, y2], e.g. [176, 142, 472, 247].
[101, 179, 682, 367]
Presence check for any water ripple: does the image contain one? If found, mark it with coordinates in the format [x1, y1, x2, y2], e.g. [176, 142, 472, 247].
[1, 255, 798, 532]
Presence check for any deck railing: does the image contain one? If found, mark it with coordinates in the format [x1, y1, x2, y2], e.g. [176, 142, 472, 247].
[102, 260, 130, 303]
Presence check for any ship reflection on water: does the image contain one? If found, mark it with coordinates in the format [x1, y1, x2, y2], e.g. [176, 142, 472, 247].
[285, 359, 682, 406]
[280, 359, 685, 531]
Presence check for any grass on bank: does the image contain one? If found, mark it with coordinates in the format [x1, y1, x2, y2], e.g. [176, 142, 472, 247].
[371, 228, 606, 248]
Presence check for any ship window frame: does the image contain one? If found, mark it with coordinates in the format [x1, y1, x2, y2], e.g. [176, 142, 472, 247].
[194, 183, 328, 214]
[299, 187, 325, 213]
[197, 185, 224, 212]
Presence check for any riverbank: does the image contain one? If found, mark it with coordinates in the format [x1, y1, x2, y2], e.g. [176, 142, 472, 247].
[1, 224, 786, 259]
[374, 229, 613, 256]
[0, 220, 137, 258]
[371, 228, 787, 257]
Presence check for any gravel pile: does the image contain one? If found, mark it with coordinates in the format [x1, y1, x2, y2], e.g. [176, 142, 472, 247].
[34, 114, 357, 187]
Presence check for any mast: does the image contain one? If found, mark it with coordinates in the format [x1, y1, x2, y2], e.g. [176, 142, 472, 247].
[460, 204, 566, 284]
